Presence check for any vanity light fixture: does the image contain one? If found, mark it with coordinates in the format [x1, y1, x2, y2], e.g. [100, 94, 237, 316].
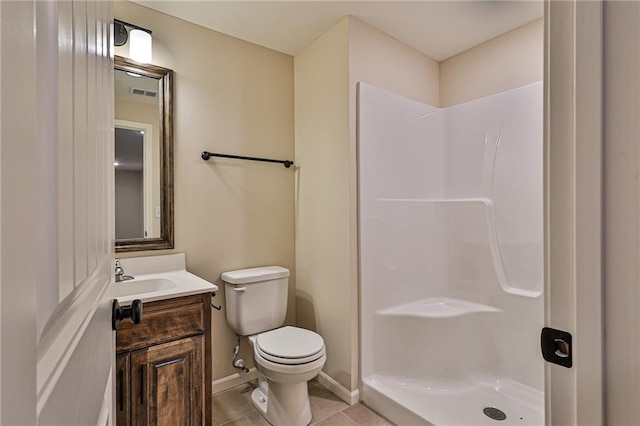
[114, 19, 152, 64]
[129, 28, 152, 63]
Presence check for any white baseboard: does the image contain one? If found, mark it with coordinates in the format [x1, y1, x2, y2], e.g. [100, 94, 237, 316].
[316, 371, 360, 406]
[212, 368, 258, 395]
[213, 369, 360, 406]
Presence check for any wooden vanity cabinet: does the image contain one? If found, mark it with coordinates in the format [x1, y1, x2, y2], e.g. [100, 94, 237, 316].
[116, 293, 212, 426]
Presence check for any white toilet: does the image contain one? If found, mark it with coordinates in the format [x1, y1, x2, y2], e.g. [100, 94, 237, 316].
[222, 266, 326, 426]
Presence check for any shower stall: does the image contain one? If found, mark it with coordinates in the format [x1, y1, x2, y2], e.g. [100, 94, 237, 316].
[358, 82, 544, 425]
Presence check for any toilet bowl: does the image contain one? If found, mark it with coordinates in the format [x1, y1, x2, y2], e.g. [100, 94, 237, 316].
[221, 267, 327, 426]
[248, 326, 326, 425]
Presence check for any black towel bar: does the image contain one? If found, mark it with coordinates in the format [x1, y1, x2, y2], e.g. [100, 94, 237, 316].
[201, 151, 293, 168]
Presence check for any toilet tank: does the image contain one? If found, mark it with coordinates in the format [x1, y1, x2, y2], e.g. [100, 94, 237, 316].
[221, 266, 290, 336]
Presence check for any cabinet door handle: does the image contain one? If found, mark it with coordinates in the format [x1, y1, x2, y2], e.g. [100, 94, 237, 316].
[140, 364, 146, 405]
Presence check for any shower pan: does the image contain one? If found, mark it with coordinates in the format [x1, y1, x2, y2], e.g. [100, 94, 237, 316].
[358, 82, 544, 425]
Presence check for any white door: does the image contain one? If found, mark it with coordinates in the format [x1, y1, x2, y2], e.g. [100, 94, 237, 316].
[545, 0, 604, 424]
[0, 1, 115, 424]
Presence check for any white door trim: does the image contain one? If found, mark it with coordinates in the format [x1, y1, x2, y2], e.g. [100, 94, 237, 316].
[544, 0, 603, 423]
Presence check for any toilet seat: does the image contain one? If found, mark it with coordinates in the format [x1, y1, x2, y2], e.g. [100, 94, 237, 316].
[256, 326, 325, 365]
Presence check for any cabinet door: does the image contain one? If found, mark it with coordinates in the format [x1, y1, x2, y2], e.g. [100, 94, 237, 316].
[131, 336, 205, 426]
[116, 353, 131, 426]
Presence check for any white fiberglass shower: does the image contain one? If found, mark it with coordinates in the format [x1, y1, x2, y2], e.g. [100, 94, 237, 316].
[358, 82, 544, 425]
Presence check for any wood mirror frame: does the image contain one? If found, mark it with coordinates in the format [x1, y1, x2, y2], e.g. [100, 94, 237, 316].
[115, 55, 174, 252]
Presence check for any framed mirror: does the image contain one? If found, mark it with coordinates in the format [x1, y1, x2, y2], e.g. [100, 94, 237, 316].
[114, 55, 173, 252]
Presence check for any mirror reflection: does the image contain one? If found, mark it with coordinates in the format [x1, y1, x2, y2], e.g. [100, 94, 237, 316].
[114, 56, 173, 252]
[115, 70, 161, 239]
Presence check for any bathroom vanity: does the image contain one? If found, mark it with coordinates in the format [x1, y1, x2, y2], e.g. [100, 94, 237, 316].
[113, 254, 217, 426]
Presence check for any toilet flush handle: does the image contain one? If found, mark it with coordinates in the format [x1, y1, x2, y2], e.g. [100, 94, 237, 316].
[233, 287, 246, 292]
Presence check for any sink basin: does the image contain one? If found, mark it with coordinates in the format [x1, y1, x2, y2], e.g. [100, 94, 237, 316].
[114, 277, 177, 298]
[111, 254, 218, 304]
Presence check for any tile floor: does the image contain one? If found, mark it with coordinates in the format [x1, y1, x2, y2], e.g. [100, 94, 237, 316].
[212, 380, 394, 426]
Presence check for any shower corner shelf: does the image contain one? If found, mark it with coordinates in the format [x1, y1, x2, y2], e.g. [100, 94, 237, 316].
[376, 297, 501, 319]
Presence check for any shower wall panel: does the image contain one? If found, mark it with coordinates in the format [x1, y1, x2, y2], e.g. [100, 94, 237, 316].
[445, 84, 543, 297]
[358, 82, 544, 425]
[358, 84, 446, 384]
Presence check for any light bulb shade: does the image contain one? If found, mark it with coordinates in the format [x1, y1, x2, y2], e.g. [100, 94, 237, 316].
[129, 29, 152, 63]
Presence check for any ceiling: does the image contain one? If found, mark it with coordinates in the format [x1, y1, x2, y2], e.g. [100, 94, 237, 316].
[132, 0, 543, 61]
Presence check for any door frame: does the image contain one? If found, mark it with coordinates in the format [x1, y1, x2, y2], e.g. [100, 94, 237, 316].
[544, 0, 603, 423]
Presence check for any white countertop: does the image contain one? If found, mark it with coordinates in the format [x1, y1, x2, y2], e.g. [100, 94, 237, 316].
[114, 253, 218, 305]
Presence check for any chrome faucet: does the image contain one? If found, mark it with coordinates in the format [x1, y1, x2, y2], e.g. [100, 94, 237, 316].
[114, 259, 134, 282]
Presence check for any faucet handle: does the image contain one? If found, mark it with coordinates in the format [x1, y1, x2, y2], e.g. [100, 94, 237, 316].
[114, 258, 124, 274]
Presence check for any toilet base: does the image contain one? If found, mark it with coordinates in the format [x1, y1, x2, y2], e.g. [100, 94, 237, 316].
[251, 387, 269, 417]
[250, 381, 312, 426]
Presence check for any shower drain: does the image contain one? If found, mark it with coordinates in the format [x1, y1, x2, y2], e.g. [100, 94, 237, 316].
[483, 407, 507, 421]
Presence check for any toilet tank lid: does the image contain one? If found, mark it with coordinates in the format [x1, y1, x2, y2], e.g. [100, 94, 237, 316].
[221, 266, 290, 284]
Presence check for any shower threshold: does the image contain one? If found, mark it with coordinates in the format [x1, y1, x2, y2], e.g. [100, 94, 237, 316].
[362, 375, 544, 426]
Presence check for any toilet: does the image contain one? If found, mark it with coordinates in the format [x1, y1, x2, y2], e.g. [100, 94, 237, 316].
[222, 266, 326, 426]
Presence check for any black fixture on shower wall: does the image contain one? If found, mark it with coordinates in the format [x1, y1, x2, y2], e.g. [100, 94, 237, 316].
[201, 151, 294, 168]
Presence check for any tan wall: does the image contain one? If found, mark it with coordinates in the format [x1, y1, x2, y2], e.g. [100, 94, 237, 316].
[440, 18, 543, 107]
[114, 99, 158, 130]
[114, 1, 295, 382]
[294, 17, 439, 393]
[349, 17, 440, 106]
[347, 17, 439, 391]
[294, 18, 352, 390]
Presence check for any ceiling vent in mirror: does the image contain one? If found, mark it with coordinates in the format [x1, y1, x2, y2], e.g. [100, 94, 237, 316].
[130, 87, 157, 98]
